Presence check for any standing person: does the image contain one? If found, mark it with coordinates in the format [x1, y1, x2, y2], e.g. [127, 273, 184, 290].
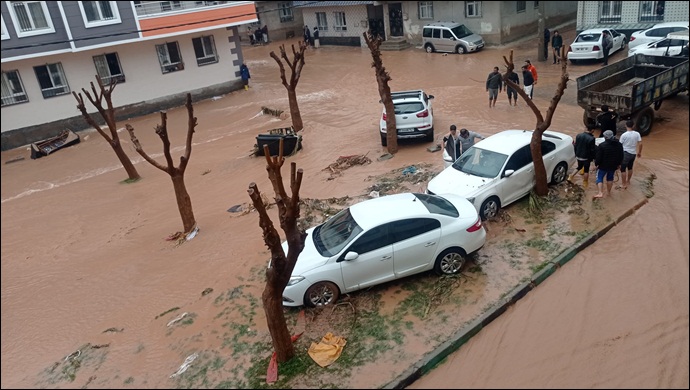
[602, 30, 613, 66]
[458, 128, 485, 154]
[261, 25, 268, 44]
[247, 27, 255, 45]
[524, 60, 538, 98]
[254, 28, 263, 46]
[593, 130, 624, 199]
[506, 70, 520, 107]
[443, 125, 462, 163]
[544, 28, 551, 61]
[304, 25, 311, 47]
[551, 30, 563, 64]
[618, 120, 643, 189]
[596, 105, 619, 137]
[313, 26, 320, 48]
[522, 64, 535, 100]
[486, 66, 503, 108]
[568, 125, 597, 188]
[240, 62, 250, 91]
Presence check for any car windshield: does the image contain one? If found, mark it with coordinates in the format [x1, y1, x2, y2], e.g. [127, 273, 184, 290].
[575, 33, 601, 43]
[414, 193, 459, 218]
[394, 102, 424, 114]
[451, 24, 473, 39]
[312, 208, 363, 257]
[451, 147, 508, 178]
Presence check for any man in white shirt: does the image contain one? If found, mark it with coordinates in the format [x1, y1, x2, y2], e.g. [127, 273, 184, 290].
[618, 119, 643, 189]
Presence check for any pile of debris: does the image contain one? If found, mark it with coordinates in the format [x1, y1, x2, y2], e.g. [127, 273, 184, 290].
[323, 154, 372, 180]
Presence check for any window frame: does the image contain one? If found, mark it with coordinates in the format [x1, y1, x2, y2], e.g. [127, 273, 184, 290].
[278, 2, 293, 23]
[155, 41, 184, 74]
[599, 1, 622, 24]
[316, 12, 328, 31]
[418, 1, 434, 20]
[1, 70, 29, 107]
[465, 1, 482, 18]
[334, 11, 346, 32]
[8, 1, 56, 38]
[78, 1, 121, 28]
[93, 52, 125, 84]
[516, 1, 526, 13]
[638, 1, 664, 22]
[192, 35, 218, 66]
[33, 62, 70, 99]
[1, 15, 9, 40]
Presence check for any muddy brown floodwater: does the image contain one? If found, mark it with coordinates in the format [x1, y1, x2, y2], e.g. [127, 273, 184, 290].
[1, 26, 688, 389]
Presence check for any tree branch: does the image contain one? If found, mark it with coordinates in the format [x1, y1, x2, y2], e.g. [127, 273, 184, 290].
[270, 51, 291, 90]
[72, 91, 112, 143]
[126, 124, 169, 172]
[180, 93, 196, 172]
[501, 50, 543, 123]
[248, 183, 286, 268]
[154, 112, 176, 171]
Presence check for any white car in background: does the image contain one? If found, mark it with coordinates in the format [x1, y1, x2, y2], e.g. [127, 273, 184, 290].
[628, 31, 689, 57]
[380, 90, 434, 147]
[628, 21, 689, 50]
[280, 192, 485, 307]
[426, 130, 575, 220]
[567, 28, 626, 64]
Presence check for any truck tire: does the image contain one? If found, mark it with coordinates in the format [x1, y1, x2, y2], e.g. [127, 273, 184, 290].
[634, 106, 654, 136]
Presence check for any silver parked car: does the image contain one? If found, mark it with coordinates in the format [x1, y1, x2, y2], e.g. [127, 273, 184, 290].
[422, 22, 484, 54]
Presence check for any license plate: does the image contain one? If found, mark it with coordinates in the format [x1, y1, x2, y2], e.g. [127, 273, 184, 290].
[399, 129, 414, 133]
[578, 48, 587, 51]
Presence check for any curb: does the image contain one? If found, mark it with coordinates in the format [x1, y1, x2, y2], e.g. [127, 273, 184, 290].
[383, 197, 649, 389]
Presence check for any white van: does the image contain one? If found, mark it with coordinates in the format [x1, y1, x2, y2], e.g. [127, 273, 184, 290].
[422, 22, 484, 54]
[627, 31, 689, 57]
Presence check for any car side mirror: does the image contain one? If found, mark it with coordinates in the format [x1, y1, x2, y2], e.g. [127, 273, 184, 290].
[451, 37, 456, 41]
[503, 169, 515, 178]
[344, 251, 359, 261]
[428, 95, 435, 99]
[379, 99, 382, 104]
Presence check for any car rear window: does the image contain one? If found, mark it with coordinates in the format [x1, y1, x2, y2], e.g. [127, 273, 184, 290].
[575, 33, 601, 43]
[394, 102, 424, 114]
[414, 193, 459, 218]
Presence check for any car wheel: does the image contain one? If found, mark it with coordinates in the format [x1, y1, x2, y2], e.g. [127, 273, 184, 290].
[381, 133, 388, 147]
[479, 197, 500, 220]
[634, 106, 655, 136]
[551, 162, 568, 184]
[425, 128, 435, 142]
[425, 44, 434, 53]
[434, 247, 467, 276]
[456, 45, 467, 55]
[304, 281, 340, 307]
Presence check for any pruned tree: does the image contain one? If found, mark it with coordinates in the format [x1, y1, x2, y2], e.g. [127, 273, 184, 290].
[270, 42, 308, 132]
[73, 76, 140, 181]
[125, 93, 198, 235]
[248, 140, 306, 363]
[363, 30, 398, 154]
[501, 48, 570, 196]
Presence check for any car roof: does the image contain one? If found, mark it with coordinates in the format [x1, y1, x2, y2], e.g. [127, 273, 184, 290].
[349, 193, 430, 229]
[667, 31, 689, 40]
[390, 90, 424, 102]
[651, 21, 689, 29]
[473, 129, 569, 155]
[424, 22, 462, 28]
[578, 28, 609, 35]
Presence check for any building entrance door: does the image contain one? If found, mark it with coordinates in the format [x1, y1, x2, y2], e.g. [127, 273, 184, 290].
[388, 3, 403, 37]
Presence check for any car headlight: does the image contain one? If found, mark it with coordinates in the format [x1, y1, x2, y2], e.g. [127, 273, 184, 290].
[466, 197, 476, 205]
[287, 276, 305, 286]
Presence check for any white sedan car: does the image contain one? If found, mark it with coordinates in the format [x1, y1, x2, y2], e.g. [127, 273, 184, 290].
[567, 28, 626, 64]
[628, 31, 689, 57]
[426, 130, 575, 220]
[280, 192, 486, 307]
[628, 21, 688, 50]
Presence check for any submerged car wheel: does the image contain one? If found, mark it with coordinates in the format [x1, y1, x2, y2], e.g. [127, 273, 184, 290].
[304, 281, 340, 307]
[434, 248, 467, 275]
[456, 45, 467, 54]
[551, 162, 568, 184]
[425, 44, 434, 53]
[479, 197, 500, 220]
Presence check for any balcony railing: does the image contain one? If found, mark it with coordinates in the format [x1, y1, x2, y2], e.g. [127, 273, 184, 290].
[134, 1, 232, 17]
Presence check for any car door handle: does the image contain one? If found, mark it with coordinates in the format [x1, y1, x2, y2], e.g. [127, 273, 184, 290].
[424, 242, 436, 247]
[381, 255, 392, 261]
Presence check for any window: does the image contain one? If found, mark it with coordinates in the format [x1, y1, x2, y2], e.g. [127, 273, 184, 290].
[334, 11, 346, 32]
[155, 42, 184, 74]
[34, 63, 70, 99]
[516, 1, 526, 13]
[1, 15, 9, 40]
[390, 218, 440, 243]
[93, 53, 125, 84]
[442, 29, 453, 39]
[348, 225, 390, 255]
[639, 1, 665, 22]
[8, 1, 55, 37]
[316, 12, 328, 31]
[599, 1, 622, 23]
[466, 1, 481, 17]
[192, 36, 218, 66]
[79, 1, 121, 27]
[1, 70, 29, 106]
[505, 145, 532, 172]
[278, 2, 293, 23]
[541, 140, 556, 156]
[418, 2, 433, 20]
[534, 1, 539, 9]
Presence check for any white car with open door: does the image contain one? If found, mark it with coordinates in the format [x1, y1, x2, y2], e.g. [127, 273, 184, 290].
[567, 28, 626, 64]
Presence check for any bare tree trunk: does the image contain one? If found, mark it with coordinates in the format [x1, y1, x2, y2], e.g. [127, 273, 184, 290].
[500, 49, 570, 196]
[126, 93, 198, 234]
[73, 76, 141, 181]
[248, 141, 306, 363]
[270, 43, 308, 132]
[363, 31, 398, 154]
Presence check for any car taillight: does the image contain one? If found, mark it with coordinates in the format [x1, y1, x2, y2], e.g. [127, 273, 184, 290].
[416, 109, 429, 118]
[593, 45, 600, 51]
[568, 46, 573, 52]
[466, 218, 482, 233]
[630, 36, 636, 42]
[382, 112, 387, 121]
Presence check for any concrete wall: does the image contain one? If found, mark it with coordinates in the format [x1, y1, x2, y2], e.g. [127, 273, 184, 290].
[249, 1, 304, 43]
[301, 5, 370, 47]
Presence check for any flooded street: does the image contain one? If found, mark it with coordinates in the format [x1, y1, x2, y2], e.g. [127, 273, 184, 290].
[2, 26, 688, 388]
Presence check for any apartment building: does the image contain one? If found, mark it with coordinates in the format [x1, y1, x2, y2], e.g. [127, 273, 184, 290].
[1, 1, 257, 151]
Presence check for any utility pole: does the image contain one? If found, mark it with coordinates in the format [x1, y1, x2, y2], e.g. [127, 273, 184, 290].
[538, 2, 546, 62]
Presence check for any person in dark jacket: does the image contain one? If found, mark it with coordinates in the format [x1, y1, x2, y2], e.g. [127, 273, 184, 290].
[522, 64, 535, 100]
[594, 130, 624, 199]
[443, 125, 462, 164]
[597, 105, 619, 137]
[602, 30, 613, 65]
[544, 28, 550, 61]
[551, 30, 563, 64]
[486, 66, 503, 108]
[304, 25, 311, 46]
[568, 125, 596, 187]
[506, 70, 520, 106]
[240, 63, 250, 90]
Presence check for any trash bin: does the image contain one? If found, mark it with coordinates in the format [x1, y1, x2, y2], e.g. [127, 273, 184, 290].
[256, 134, 301, 156]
